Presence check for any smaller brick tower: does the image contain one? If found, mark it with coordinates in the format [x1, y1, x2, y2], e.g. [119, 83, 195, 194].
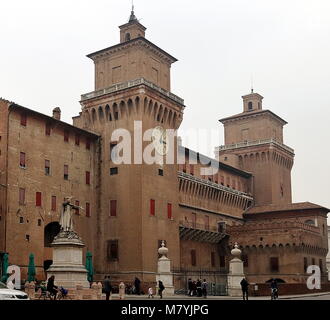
[216, 90, 295, 206]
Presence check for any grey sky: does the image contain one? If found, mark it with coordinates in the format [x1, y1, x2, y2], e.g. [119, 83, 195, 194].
[1, 0, 329, 212]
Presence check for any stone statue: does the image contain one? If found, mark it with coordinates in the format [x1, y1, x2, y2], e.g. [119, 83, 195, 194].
[59, 197, 82, 232]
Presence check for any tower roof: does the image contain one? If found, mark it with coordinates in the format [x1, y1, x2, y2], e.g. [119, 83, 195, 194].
[129, 6, 138, 23]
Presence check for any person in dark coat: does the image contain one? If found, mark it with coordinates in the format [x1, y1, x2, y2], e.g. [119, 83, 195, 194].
[134, 277, 141, 295]
[270, 279, 278, 300]
[240, 278, 249, 300]
[188, 278, 193, 296]
[196, 279, 202, 297]
[158, 280, 165, 299]
[192, 280, 197, 296]
[104, 276, 112, 301]
[201, 279, 208, 298]
[47, 275, 58, 300]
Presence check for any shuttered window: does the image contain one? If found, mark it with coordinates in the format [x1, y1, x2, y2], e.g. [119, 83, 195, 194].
[110, 200, 117, 217]
[36, 192, 42, 207]
[150, 199, 155, 216]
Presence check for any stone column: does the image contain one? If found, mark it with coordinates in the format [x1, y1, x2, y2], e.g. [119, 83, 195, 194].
[156, 241, 174, 296]
[227, 242, 245, 297]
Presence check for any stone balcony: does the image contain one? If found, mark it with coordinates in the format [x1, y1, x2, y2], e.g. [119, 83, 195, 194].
[215, 138, 294, 155]
[80, 77, 185, 105]
[179, 220, 228, 244]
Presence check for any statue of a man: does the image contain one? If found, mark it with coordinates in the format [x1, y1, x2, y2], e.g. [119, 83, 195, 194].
[59, 197, 81, 232]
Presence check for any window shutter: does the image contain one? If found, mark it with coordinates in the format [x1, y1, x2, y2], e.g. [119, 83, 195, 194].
[86, 202, 90, 217]
[110, 200, 117, 217]
[36, 192, 42, 207]
[167, 203, 172, 219]
[150, 199, 155, 216]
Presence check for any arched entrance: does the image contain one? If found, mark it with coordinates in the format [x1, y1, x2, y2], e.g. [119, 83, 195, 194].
[44, 222, 60, 248]
[43, 222, 60, 272]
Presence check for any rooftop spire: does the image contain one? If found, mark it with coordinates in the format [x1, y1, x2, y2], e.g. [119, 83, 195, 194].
[129, 0, 138, 22]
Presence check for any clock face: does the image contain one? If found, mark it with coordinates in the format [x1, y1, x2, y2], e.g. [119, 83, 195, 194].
[152, 126, 169, 156]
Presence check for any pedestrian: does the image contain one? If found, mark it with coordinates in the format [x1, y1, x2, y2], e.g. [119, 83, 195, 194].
[196, 279, 202, 297]
[104, 276, 112, 301]
[192, 280, 197, 296]
[187, 278, 193, 296]
[148, 287, 154, 298]
[119, 282, 125, 300]
[158, 280, 165, 299]
[134, 277, 141, 295]
[201, 279, 208, 298]
[46, 275, 58, 300]
[270, 279, 278, 300]
[240, 277, 249, 301]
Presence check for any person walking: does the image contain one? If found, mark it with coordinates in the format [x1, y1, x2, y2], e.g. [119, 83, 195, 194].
[104, 276, 112, 301]
[158, 280, 165, 299]
[196, 279, 202, 297]
[201, 279, 208, 298]
[187, 278, 193, 296]
[240, 277, 249, 301]
[119, 282, 125, 300]
[192, 280, 197, 296]
[46, 275, 58, 300]
[148, 287, 154, 298]
[134, 277, 141, 295]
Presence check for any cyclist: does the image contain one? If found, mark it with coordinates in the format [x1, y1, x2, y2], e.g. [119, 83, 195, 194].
[270, 279, 278, 300]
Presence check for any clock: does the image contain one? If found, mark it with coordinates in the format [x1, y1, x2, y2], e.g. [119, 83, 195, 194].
[152, 126, 169, 156]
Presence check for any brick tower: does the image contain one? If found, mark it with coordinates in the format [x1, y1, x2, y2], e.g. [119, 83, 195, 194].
[216, 90, 295, 206]
[73, 9, 185, 286]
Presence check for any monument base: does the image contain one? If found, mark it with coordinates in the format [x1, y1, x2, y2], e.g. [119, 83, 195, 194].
[47, 231, 90, 289]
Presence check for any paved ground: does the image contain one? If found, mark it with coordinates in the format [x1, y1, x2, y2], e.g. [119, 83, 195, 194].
[104, 292, 330, 300]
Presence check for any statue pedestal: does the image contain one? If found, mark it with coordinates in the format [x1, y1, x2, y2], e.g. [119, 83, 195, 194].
[47, 231, 89, 289]
[227, 243, 245, 297]
[156, 242, 175, 295]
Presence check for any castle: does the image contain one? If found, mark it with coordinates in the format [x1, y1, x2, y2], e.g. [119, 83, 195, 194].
[0, 9, 328, 292]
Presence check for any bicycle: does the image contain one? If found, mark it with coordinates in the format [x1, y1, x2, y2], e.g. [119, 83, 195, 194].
[271, 288, 278, 300]
[57, 287, 72, 300]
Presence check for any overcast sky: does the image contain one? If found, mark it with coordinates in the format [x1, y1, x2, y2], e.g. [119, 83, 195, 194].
[1, 0, 329, 213]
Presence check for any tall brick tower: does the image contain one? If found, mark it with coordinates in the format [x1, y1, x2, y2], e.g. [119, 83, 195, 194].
[216, 90, 295, 206]
[73, 9, 185, 285]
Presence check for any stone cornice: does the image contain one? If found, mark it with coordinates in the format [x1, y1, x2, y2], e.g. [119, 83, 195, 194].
[87, 37, 177, 65]
[219, 109, 287, 126]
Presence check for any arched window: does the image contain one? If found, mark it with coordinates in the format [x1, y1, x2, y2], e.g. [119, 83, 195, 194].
[44, 222, 60, 247]
[305, 219, 315, 226]
[248, 102, 253, 111]
[125, 33, 131, 41]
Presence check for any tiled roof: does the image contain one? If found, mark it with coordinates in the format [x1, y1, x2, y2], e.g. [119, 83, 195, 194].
[244, 202, 330, 215]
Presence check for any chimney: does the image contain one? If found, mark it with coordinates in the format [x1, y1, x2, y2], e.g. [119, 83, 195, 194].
[52, 107, 61, 120]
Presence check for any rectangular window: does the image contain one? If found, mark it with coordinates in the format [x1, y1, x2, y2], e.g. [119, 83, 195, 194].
[220, 256, 226, 268]
[75, 134, 80, 146]
[110, 167, 118, 175]
[191, 249, 196, 266]
[205, 216, 209, 231]
[86, 202, 90, 217]
[190, 165, 194, 176]
[167, 203, 172, 220]
[319, 259, 323, 274]
[64, 130, 69, 142]
[75, 200, 80, 214]
[107, 240, 118, 261]
[270, 257, 279, 272]
[86, 139, 91, 150]
[20, 113, 27, 126]
[304, 257, 308, 273]
[192, 212, 196, 228]
[150, 199, 155, 216]
[20, 152, 26, 168]
[64, 165, 69, 180]
[220, 176, 224, 186]
[226, 177, 230, 188]
[110, 200, 117, 217]
[211, 252, 215, 267]
[110, 142, 118, 162]
[86, 171, 90, 185]
[36, 192, 42, 207]
[158, 169, 164, 176]
[45, 123, 51, 136]
[38, 219, 42, 226]
[218, 221, 226, 233]
[312, 258, 315, 265]
[51, 196, 56, 211]
[45, 160, 50, 175]
[19, 188, 25, 205]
